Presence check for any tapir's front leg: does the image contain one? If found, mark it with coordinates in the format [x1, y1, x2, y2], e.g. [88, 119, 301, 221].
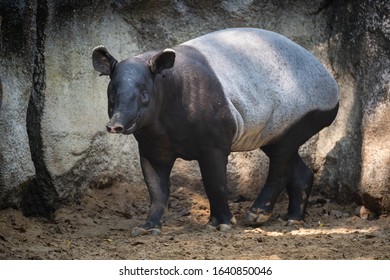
[131, 156, 174, 236]
[198, 148, 236, 231]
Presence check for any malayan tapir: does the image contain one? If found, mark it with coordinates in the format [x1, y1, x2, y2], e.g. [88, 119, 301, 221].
[92, 28, 339, 236]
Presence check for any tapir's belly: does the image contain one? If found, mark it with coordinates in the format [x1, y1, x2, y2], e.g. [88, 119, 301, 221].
[182, 28, 339, 152]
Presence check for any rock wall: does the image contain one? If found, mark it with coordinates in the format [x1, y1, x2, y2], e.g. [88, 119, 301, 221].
[0, 0, 389, 217]
[315, 0, 390, 213]
[330, 0, 390, 213]
[1, 0, 37, 209]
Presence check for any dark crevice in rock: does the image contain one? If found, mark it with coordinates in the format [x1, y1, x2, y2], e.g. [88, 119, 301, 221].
[308, 0, 335, 15]
[0, 79, 2, 113]
[0, 0, 26, 55]
[23, 0, 58, 218]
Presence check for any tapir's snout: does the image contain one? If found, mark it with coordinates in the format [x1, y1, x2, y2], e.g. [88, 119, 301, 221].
[106, 122, 124, 133]
[106, 112, 125, 134]
[106, 112, 137, 134]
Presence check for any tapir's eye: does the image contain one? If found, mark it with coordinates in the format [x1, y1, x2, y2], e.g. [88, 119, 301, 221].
[141, 91, 150, 105]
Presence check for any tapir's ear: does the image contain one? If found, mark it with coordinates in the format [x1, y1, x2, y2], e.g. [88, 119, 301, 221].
[148, 49, 176, 74]
[92, 45, 118, 76]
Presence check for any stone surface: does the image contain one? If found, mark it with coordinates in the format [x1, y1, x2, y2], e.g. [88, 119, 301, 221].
[0, 1, 37, 208]
[323, 0, 390, 212]
[0, 0, 389, 216]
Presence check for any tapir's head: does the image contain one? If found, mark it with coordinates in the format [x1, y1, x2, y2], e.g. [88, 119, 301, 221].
[92, 46, 175, 134]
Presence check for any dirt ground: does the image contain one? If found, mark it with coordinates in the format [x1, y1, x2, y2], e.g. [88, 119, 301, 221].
[1, 182, 389, 260]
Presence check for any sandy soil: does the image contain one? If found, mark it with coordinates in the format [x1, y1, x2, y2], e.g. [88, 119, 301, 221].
[1, 182, 389, 260]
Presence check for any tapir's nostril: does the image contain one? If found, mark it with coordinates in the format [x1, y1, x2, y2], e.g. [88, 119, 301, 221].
[106, 123, 124, 133]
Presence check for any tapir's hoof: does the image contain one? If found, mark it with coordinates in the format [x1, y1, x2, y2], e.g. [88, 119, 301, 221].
[207, 216, 236, 232]
[217, 224, 232, 232]
[206, 223, 232, 232]
[131, 227, 161, 236]
[246, 210, 271, 225]
[286, 219, 304, 226]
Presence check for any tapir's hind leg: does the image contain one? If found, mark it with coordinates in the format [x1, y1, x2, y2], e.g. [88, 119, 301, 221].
[247, 146, 299, 224]
[285, 154, 314, 224]
[247, 104, 339, 226]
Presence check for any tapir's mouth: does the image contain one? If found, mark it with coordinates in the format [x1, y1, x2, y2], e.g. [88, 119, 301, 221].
[123, 121, 137, 134]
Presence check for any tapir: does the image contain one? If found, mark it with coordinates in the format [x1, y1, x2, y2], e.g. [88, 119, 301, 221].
[92, 28, 339, 235]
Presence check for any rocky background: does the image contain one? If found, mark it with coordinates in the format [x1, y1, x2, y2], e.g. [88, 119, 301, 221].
[0, 0, 389, 218]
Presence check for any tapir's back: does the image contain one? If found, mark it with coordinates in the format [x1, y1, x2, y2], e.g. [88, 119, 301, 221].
[182, 28, 339, 151]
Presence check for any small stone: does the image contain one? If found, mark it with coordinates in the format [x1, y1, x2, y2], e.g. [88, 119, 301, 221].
[355, 205, 377, 220]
